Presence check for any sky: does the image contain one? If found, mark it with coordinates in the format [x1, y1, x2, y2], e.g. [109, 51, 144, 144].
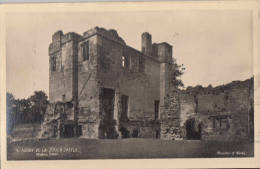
[6, 10, 253, 99]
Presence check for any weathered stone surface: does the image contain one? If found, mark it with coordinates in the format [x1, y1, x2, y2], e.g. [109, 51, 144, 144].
[179, 78, 254, 141]
[40, 27, 254, 142]
[42, 27, 174, 139]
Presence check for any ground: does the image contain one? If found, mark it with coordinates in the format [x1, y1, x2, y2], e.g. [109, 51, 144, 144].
[7, 138, 253, 160]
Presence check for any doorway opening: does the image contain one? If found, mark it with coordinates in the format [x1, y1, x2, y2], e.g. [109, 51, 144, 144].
[185, 118, 201, 140]
[99, 88, 117, 139]
[120, 95, 129, 122]
[62, 124, 75, 138]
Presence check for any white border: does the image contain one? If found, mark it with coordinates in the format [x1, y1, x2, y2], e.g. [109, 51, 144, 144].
[1, 1, 260, 169]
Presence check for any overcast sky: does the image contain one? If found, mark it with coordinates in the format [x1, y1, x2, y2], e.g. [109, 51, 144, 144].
[6, 10, 253, 99]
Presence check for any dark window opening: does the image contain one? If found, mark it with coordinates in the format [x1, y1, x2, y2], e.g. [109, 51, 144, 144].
[78, 125, 83, 136]
[62, 94, 66, 101]
[154, 100, 160, 120]
[211, 116, 230, 130]
[121, 95, 129, 121]
[156, 130, 160, 139]
[82, 41, 89, 61]
[51, 56, 56, 71]
[142, 47, 145, 53]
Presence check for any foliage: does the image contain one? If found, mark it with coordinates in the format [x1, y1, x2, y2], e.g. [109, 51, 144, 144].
[170, 58, 185, 89]
[6, 91, 49, 135]
[29, 91, 49, 122]
[6, 92, 15, 134]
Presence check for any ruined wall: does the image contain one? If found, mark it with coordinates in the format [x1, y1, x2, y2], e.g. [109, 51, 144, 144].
[47, 27, 175, 139]
[95, 29, 161, 138]
[119, 121, 160, 138]
[160, 89, 183, 140]
[180, 78, 254, 141]
[120, 47, 160, 121]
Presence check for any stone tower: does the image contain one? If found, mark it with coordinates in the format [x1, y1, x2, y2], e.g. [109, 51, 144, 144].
[49, 31, 82, 137]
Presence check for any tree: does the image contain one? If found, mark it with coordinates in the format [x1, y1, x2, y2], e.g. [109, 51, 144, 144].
[29, 91, 48, 123]
[170, 58, 185, 89]
[16, 98, 32, 123]
[6, 91, 49, 134]
[6, 92, 16, 135]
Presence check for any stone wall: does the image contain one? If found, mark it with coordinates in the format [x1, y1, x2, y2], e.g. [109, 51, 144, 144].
[119, 121, 160, 138]
[160, 89, 183, 140]
[95, 29, 164, 138]
[179, 78, 254, 141]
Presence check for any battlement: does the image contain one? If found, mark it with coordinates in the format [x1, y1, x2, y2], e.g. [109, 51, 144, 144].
[49, 27, 173, 64]
[49, 30, 82, 55]
[83, 26, 126, 45]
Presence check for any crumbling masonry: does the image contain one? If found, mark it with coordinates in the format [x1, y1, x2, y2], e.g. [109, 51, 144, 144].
[39, 27, 254, 141]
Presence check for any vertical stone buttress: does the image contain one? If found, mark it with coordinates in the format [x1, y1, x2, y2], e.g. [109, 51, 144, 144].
[158, 43, 173, 114]
[157, 43, 182, 140]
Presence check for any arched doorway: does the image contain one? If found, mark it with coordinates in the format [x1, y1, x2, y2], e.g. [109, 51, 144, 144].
[185, 118, 201, 140]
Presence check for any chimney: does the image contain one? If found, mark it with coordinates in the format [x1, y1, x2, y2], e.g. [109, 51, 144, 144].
[141, 32, 152, 56]
[157, 42, 172, 63]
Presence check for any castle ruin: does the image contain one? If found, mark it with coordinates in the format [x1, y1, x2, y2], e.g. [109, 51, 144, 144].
[39, 27, 254, 141]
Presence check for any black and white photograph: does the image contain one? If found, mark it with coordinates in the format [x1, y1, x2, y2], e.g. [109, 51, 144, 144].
[1, 1, 259, 165]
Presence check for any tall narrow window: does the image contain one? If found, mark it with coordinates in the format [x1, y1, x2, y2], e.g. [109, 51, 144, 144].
[78, 125, 83, 136]
[121, 95, 129, 121]
[82, 41, 89, 61]
[62, 94, 66, 101]
[154, 100, 160, 120]
[121, 56, 126, 68]
[142, 47, 145, 53]
[51, 56, 56, 71]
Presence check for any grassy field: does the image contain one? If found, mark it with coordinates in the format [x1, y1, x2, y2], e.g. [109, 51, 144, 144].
[7, 138, 254, 160]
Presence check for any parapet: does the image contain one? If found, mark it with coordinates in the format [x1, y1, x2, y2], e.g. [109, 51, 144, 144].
[49, 27, 173, 62]
[49, 31, 82, 55]
[61, 32, 82, 44]
[83, 26, 126, 45]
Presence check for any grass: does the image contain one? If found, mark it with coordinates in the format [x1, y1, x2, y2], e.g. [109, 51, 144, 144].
[7, 138, 254, 160]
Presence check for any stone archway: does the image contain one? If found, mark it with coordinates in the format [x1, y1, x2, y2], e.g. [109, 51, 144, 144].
[185, 118, 201, 140]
